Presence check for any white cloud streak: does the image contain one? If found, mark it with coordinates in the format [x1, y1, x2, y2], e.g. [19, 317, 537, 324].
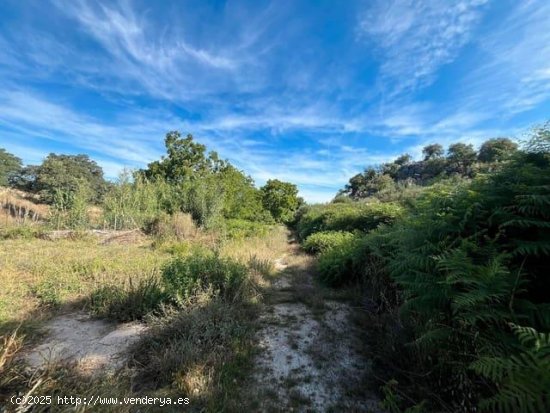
[358, 0, 488, 96]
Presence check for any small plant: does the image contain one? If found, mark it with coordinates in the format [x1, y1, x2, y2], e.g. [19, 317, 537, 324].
[302, 230, 356, 254]
[162, 254, 249, 302]
[247, 254, 274, 276]
[224, 219, 271, 239]
[296, 201, 403, 240]
[471, 324, 550, 413]
[0, 225, 43, 240]
[90, 275, 167, 321]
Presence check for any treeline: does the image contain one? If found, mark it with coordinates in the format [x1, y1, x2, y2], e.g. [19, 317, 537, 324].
[340, 137, 518, 200]
[0, 131, 302, 233]
[294, 125, 550, 412]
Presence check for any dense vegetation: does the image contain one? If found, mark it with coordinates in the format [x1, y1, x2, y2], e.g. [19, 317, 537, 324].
[340, 137, 518, 199]
[295, 126, 550, 412]
[1, 131, 300, 234]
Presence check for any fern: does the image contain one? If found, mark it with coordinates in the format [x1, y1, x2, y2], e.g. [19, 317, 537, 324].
[471, 324, 550, 413]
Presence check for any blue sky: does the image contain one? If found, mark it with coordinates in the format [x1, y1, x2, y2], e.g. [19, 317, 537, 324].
[0, 0, 549, 202]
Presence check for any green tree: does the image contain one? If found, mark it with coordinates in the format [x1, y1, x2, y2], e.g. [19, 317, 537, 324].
[0, 148, 22, 187]
[140, 132, 271, 225]
[478, 138, 518, 162]
[142, 131, 225, 184]
[422, 144, 444, 160]
[219, 165, 268, 221]
[447, 142, 477, 174]
[10, 165, 39, 192]
[344, 168, 394, 199]
[394, 153, 412, 165]
[260, 179, 300, 223]
[35, 154, 106, 204]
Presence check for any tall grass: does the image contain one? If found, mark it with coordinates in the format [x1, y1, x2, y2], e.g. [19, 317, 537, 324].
[0, 237, 169, 327]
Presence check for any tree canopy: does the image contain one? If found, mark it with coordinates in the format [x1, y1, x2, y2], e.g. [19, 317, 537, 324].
[478, 137, 518, 162]
[260, 179, 301, 223]
[0, 148, 22, 187]
[35, 154, 107, 203]
[422, 144, 444, 160]
[142, 131, 226, 184]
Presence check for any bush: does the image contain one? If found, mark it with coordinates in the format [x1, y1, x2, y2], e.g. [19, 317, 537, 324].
[90, 276, 166, 322]
[144, 212, 198, 241]
[296, 201, 403, 241]
[224, 219, 271, 239]
[0, 225, 44, 240]
[162, 254, 248, 302]
[316, 235, 364, 286]
[302, 230, 356, 254]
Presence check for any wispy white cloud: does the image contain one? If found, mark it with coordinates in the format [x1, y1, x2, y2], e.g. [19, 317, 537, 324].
[358, 0, 488, 96]
[459, 1, 550, 116]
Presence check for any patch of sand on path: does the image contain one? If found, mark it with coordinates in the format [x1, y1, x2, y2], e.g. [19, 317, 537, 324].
[24, 312, 145, 375]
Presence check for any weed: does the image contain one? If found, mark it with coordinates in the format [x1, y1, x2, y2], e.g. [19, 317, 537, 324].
[90, 275, 167, 321]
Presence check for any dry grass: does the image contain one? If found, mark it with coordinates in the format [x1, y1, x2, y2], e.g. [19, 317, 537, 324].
[0, 223, 293, 411]
[0, 187, 49, 227]
[220, 225, 289, 263]
[0, 237, 170, 329]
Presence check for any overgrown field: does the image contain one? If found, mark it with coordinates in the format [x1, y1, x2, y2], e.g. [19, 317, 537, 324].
[0, 215, 289, 411]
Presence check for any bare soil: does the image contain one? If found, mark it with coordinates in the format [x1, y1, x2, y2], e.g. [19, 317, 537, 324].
[251, 245, 381, 412]
[23, 312, 145, 375]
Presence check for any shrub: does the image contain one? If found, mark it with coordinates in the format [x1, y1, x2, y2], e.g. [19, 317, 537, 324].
[316, 235, 364, 286]
[90, 276, 166, 322]
[224, 219, 271, 239]
[162, 254, 248, 302]
[296, 201, 403, 240]
[144, 212, 198, 241]
[302, 230, 356, 254]
[102, 172, 166, 230]
[0, 225, 43, 240]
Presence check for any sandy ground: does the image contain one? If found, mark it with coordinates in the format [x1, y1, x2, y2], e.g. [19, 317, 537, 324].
[24, 312, 146, 375]
[252, 254, 381, 412]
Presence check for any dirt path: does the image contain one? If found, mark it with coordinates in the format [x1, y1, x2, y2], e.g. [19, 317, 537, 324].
[251, 242, 381, 412]
[23, 312, 145, 375]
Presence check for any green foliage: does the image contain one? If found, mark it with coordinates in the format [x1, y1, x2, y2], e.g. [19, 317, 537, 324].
[34, 153, 107, 204]
[103, 171, 165, 230]
[186, 174, 225, 229]
[296, 201, 403, 241]
[471, 324, 550, 413]
[422, 144, 444, 161]
[139, 131, 272, 227]
[162, 254, 248, 302]
[9, 165, 39, 192]
[365, 131, 549, 410]
[317, 234, 363, 286]
[219, 165, 268, 222]
[49, 181, 91, 230]
[260, 179, 301, 223]
[307, 126, 550, 411]
[0, 148, 22, 187]
[224, 219, 271, 239]
[478, 138, 518, 162]
[142, 131, 225, 184]
[90, 276, 167, 322]
[447, 142, 477, 174]
[302, 230, 356, 254]
[344, 167, 396, 199]
[0, 225, 43, 240]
